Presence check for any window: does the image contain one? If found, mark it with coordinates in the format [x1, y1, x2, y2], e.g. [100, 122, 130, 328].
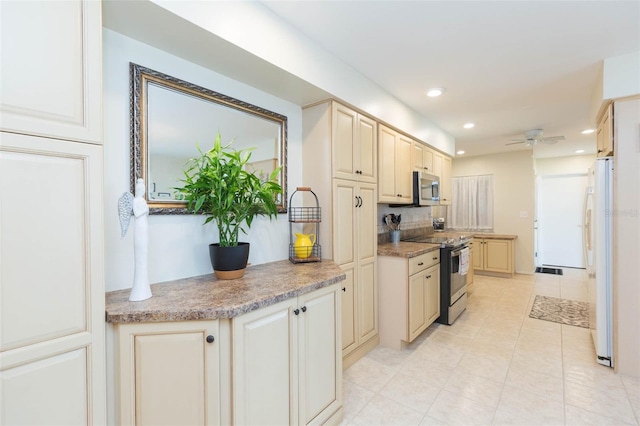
[448, 175, 493, 231]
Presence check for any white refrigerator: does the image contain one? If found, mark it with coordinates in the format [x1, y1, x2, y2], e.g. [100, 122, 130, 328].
[584, 157, 613, 367]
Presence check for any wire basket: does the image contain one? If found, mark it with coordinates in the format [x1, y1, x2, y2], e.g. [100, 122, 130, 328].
[288, 187, 322, 264]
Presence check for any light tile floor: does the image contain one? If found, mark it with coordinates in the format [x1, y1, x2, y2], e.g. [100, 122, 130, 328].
[342, 269, 640, 425]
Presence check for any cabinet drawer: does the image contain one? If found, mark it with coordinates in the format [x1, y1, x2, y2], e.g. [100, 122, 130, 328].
[409, 251, 440, 275]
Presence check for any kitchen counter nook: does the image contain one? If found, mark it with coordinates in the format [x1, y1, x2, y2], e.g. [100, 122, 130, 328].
[106, 260, 346, 426]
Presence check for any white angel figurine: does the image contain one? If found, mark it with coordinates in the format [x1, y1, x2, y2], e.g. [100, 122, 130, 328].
[118, 178, 152, 301]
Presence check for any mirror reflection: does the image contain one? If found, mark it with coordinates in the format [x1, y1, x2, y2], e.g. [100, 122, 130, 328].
[130, 63, 288, 213]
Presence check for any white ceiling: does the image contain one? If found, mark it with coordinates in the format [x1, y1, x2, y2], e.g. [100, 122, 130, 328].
[260, 0, 640, 158]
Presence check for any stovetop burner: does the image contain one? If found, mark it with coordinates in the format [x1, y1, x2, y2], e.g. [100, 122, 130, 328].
[403, 235, 469, 248]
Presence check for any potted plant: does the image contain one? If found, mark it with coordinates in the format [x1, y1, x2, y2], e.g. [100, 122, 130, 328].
[177, 133, 282, 279]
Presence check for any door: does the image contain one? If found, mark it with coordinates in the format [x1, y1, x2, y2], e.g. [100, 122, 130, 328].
[298, 285, 341, 425]
[233, 299, 295, 426]
[408, 273, 426, 341]
[537, 174, 588, 268]
[116, 321, 220, 425]
[0, 133, 105, 424]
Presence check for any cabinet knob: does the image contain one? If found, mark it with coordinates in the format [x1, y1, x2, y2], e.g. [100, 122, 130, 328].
[597, 149, 603, 153]
[294, 308, 300, 315]
[418, 262, 424, 266]
[342, 287, 346, 292]
[206, 335, 215, 343]
[433, 257, 438, 260]
[426, 275, 432, 279]
[301, 306, 307, 312]
[397, 194, 402, 197]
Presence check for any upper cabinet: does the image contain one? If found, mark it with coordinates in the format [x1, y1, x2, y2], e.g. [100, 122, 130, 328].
[433, 152, 452, 205]
[378, 124, 412, 204]
[332, 102, 377, 183]
[596, 103, 613, 157]
[412, 141, 434, 173]
[0, 0, 102, 144]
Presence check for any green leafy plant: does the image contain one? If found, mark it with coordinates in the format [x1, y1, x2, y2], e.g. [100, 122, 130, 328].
[177, 133, 282, 247]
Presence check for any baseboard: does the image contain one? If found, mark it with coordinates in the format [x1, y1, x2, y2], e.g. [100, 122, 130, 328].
[343, 334, 379, 370]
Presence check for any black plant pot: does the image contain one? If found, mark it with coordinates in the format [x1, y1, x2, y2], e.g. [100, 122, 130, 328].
[209, 242, 250, 280]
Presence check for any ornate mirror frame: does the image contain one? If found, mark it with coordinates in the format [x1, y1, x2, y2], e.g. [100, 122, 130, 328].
[130, 63, 288, 214]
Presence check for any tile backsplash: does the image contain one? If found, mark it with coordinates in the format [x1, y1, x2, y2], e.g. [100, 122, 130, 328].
[377, 205, 432, 234]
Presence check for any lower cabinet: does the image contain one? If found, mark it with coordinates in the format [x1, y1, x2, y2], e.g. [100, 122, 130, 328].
[474, 238, 515, 276]
[115, 320, 221, 425]
[112, 284, 342, 426]
[378, 251, 440, 350]
[233, 284, 342, 426]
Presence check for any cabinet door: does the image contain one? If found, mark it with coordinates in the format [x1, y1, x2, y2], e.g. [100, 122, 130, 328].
[116, 321, 220, 426]
[378, 125, 398, 202]
[0, 132, 105, 424]
[332, 103, 356, 179]
[440, 156, 452, 205]
[356, 183, 378, 344]
[341, 268, 357, 355]
[395, 135, 413, 203]
[412, 142, 426, 171]
[298, 285, 341, 426]
[333, 179, 356, 266]
[357, 114, 377, 183]
[0, 0, 102, 144]
[597, 104, 613, 157]
[484, 239, 512, 273]
[408, 273, 427, 341]
[233, 299, 295, 426]
[473, 241, 484, 271]
[425, 265, 441, 325]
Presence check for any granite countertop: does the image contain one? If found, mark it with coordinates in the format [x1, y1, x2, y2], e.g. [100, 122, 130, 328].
[105, 260, 346, 324]
[377, 242, 441, 258]
[440, 231, 518, 240]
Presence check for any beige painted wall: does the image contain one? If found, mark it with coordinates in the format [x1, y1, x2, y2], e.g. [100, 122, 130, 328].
[452, 151, 535, 274]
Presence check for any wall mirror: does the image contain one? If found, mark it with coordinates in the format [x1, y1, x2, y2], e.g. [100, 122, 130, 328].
[130, 63, 288, 214]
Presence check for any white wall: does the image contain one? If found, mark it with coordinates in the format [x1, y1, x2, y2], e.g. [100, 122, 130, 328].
[534, 154, 595, 176]
[150, 0, 455, 156]
[452, 151, 536, 274]
[103, 29, 301, 291]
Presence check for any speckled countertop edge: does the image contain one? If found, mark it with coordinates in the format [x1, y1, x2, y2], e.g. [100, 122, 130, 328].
[377, 242, 441, 258]
[105, 260, 346, 323]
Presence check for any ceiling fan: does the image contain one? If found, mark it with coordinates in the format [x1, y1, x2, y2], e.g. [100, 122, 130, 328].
[506, 129, 565, 146]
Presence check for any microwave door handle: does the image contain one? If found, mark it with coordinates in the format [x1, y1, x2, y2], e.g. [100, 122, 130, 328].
[433, 182, 440, 200]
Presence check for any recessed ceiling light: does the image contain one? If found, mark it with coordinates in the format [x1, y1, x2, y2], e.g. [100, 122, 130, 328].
[463, 123, 475, 129]
[581, 129, 595, 134]
[575, 149, 585, 154]
[457, 150, 465, 155]
[425, 88, 445, 97]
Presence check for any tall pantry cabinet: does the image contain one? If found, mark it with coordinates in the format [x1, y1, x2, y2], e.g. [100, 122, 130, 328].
[302, 101, 379, 368]
[0, 1, 106, 424]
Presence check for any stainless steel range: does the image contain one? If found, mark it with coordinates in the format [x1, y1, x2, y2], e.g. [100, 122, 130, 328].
[403, 235, 470, 324]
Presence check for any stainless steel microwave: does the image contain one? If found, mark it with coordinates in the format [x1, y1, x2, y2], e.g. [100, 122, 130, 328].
[413, 171, 440, 206]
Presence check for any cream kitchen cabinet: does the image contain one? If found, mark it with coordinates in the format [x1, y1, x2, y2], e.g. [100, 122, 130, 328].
[412, 141, 434, 173]
[331, 102, 377, 183]
[466, 241, 475, 286]
[332, 180, 378, 367]
[114, 320, 222, 425]
[303, 103, 379, 369]
[378, 124, 413, 204]
[433, 152, 453, 205]
[473, 238, 515, 276]
[378, 251, 440, 350]
[0, 0, 102, 144]
[233, 284, 342, 426]
[596, 103, 613, 157]
[0, 1, 105, 422]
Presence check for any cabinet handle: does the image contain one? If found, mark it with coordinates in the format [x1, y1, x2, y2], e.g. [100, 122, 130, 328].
[426, 275, 432, 279]
[597, 149, 603, 153]
[206, 335, 215, 344]
[358, 196, 363, 207]
[397, 194, 402, 197]
[301, 306, 307, 312]
[342, 287, 346, 292]
[417, 262, 424, 266]
[433, 257, 438, 260]
[294, 308, 300, 315]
